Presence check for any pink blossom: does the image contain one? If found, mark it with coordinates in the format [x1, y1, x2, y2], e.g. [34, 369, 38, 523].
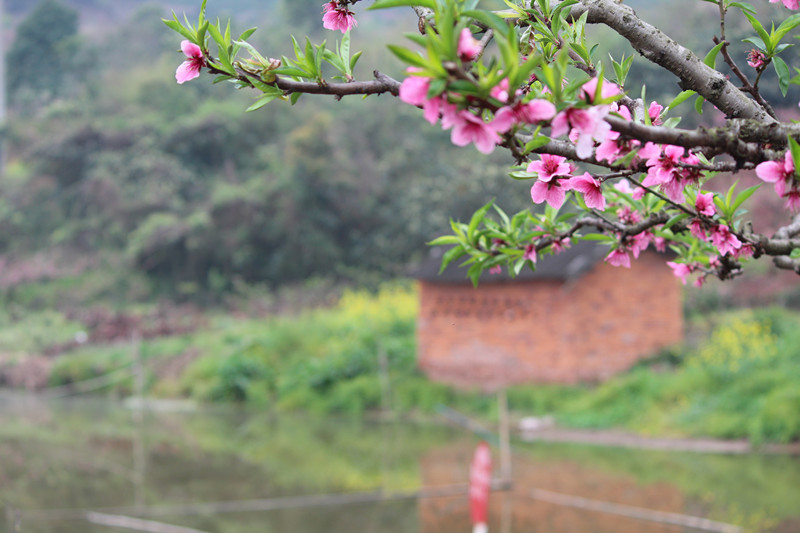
[756, 151, 795, 185]
[551, 106, 611, 159]
[489, 265, 502, 275]
[527, 154, 572, 182]
[595, 107, 644, 165]
[450, 110, 509, 154]
[643, 144, 684, 186]
[490, 78, 512, 103]
[747, 49, 766, 69]
[530, 179, 569, 209]
[734, 243, 755, 259]
[630, 231, 653, 258]
[690, 219, 707, 240]
[642, 144, 701, 202]
[695, 192, 716, 216]
[648, 101, 663, 125]
[614, 180, 635, 195]
[550, 237, 571, 254]
[458, 29, 482, 62]
[710, 224, 742, 256]
[175, 40, 206, 84]
[398, 70, 430, 106]
[438, 100, 460, 130]
[569, 173, 606, 210]
[489, 107, 517, 133]
[399, 70, 451, 125]
[666, 261, 693, 285]
[595, 131, 623, 163]
[617, 205, 641, 224]
[523, 243, 538, 263]
[581, 77, 621, 102]
[512, 99, 556, 124]
[322, 1, 357, 33]
[605, 247, 631, 268]
[756, 151, 800, 209]
[785, 188, 800, 210]
[770, 0, 799, 9]
[654, 237, 667, 252]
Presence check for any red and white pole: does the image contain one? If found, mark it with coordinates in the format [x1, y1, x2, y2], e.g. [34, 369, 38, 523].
[469, 441, 492, 533]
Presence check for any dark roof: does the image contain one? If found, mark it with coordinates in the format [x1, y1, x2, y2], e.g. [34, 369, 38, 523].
[413, 240, 609, 283]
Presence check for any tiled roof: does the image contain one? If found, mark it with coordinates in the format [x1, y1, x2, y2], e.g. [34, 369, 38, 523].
[413, 240, 609, 283]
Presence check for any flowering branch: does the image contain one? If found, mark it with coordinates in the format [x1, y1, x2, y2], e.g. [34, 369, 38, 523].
[565, 0, 776, 123]
[165, 0, 800, 286]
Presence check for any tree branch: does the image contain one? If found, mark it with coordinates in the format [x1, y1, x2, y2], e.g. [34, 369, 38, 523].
[604, 116, 789, 164]
[565, 0, 775, 124]
[274, 71, 401, 97]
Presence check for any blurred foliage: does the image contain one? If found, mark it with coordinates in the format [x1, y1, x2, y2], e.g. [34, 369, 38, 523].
[6, 0, 95, 111]
[557, 308, 800, 443]
[1, 2, 529, 301]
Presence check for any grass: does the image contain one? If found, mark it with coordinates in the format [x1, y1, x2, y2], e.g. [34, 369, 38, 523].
[5, 280, 800, 443]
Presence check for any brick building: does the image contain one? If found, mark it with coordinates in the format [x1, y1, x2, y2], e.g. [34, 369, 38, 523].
[415, 243, 683, 389]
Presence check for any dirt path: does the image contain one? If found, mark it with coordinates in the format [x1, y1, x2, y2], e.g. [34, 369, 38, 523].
[518, 427, 800, 454]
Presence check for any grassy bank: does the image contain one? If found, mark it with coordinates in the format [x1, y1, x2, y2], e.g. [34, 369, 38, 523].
[4, 284, 800, 443]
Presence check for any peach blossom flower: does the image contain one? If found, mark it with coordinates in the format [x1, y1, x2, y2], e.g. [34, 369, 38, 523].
[175, 40, 206, 84]
[322, 1, 357, 33]
[458, 29, 482, 62]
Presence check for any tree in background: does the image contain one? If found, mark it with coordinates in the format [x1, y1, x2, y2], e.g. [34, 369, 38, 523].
[6, 0, 83, 109]
[165, 0, 800, 288]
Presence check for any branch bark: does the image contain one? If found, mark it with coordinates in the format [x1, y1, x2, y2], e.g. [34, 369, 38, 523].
[274, 71, 401, 97]
[566, 0, 776, 124]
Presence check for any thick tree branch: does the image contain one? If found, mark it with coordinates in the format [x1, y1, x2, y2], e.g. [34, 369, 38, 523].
[604, 116, 785, 164]
[565, 0, 775, 124]
[274, 71, 401, 97]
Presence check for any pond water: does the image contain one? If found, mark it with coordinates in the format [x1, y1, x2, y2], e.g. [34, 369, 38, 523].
[1, 393, 798, 533]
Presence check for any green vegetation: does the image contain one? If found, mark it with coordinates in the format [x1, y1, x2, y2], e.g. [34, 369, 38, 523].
[553, 308, 800, 443]
[21, 283, 800, 444]
[2, 2, 800, 447]
[0, 1, 530, 302]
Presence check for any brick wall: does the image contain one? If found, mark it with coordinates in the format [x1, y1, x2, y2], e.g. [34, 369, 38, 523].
[417, 252, 683, 388]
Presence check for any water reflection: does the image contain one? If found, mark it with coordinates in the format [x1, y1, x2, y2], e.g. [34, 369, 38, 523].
[1, 394, 797, 533]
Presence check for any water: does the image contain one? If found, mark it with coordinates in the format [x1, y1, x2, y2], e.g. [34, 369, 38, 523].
[1, 394, 798, 533]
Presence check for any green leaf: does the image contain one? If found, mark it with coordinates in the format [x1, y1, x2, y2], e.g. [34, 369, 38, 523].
[773, 56, 790, 96]
[468, 200, 494, 243]
[663, 213, 690, 231]
[729, 1, 757, 15]
[439, 246, 468, 274]
[694, 94, 705, 115]
[467, 263, 482, 288]
[370, 0, 435, 9]
[462, 9, 510, 37]
[350, 50, 363, 71]
[428, 235, 461, 246]
[163, 17, 196, 42]
[387, 45, 429, 68]
[703, 41, 726, 69]
[513, 257, 528, 276]
[771, 13, 800, 49]
[207, 22, 225, 47]
[731, 184, 761, 213]
[273, 66, 312, 78]
[524, 135, 551, 154]
[246, 93, 278, 112]
[789, 136, 800, 179]
[743, 12, 773, 54]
